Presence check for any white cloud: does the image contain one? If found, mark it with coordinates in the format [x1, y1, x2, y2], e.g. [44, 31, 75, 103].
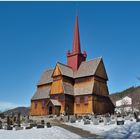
[0, 101, 26, 112]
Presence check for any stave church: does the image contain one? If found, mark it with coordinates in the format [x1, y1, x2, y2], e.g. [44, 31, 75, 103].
[30, 16, 115, 116]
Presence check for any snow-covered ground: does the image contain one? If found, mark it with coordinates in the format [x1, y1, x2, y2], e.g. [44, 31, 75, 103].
[103, 121, 140, 139]
[0, 126, 81, 139]
[1, 119, 140, 139]
[66, 120, 117, 135]
[66, 120, 140, 139]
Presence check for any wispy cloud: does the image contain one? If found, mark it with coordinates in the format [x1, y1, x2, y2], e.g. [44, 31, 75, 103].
[0, 101, 26, 112]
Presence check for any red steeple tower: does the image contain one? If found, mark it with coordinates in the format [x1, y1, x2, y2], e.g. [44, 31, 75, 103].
[72, 16, 81, 54]
[67, 16, 87, 71]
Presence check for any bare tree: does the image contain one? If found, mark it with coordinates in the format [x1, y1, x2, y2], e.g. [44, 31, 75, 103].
[121, 98, 131, 115]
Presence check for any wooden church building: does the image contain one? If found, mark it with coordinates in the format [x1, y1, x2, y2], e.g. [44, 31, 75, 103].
[30, 16, 115, 116]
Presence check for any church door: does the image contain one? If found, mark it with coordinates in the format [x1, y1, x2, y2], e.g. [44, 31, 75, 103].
[49, 106, 53, 114]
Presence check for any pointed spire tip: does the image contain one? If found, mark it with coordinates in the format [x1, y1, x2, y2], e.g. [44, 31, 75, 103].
[72, 15, 81, 54]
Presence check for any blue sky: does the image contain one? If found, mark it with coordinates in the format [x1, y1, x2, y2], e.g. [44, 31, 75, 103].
[0, 1, 140, 110]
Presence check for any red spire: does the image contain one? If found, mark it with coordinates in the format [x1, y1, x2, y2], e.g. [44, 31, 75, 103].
[72, 16, 81, 54]
[67, 15, 87, 71]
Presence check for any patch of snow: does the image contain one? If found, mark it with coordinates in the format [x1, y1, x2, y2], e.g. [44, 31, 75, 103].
[66, 119, 140, 139]
[66, 120, 117, 135]
[0, 126, 81, 139]
[103, 122, 140, 139]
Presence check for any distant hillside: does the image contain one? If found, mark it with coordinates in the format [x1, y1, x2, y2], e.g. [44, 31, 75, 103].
[110, 86, 140, 110]
[3, 107, 30, 116]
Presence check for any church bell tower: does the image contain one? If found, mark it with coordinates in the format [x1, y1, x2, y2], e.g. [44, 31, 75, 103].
[67, 16, 87, 71]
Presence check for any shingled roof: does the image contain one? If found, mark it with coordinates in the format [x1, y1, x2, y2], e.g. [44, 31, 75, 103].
[74, 58, 102, 78]
[57, 62, 73, 78]
[55, 58, 103, 79]
[31, 57, 109, 99]
[50, 99, 61, 106]
[31, 86, 50, 100]
[74, 81, 94, 95]
[63, 82, 74, 95]
[37, 69, 53, 86]
[37, 57, 106, 88]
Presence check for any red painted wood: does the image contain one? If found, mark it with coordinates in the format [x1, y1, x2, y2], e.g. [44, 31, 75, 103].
[67, 16, 87, 71]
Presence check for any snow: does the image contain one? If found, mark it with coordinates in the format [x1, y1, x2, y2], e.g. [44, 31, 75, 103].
[0, 126, 81, 139]
[1, 118, 140, 139]
[103, 122, 140, 139]
[66, 120, 117, 135]
[66, 119, 140, 139]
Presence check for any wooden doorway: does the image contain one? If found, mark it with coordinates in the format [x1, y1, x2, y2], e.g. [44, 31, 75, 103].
[49, 106, 53, 114]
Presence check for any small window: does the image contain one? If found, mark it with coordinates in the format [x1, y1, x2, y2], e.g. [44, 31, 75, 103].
[80, 96, 84, 103]
[35, 101, 38, 109]
[42, 100, 46, 109]
[75, 97, 80, 104]
[59, 95, 64, 101]
[84, 96, 88, 104]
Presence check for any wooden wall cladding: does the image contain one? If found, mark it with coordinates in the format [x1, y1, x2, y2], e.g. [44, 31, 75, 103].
[52, 65, 61, 77]
[74, 95, 93, 114]
[30, 99, 48, 116]
[50, 65, 64, 95]
[50, 79, 64, 94]
[74, 77, 94, 95]
[93, 95, 114, 114]
[95, 60, 108, 80]
[93, 79, 109, 96]
[65, 95, 74, 115]
[30, 59, 114, 116]
[50, 94, 65, 113]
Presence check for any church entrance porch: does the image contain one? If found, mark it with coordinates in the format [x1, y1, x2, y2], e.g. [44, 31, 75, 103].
[47, 99, 61, 116]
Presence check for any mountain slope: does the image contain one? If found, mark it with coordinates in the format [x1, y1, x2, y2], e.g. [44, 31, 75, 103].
[110, 86, 140, 110]
[3, 107, 30, 116]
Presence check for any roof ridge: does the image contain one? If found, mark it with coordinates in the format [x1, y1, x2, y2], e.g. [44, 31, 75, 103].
[50, 99, 57, 101]
[81, 57, 102, 64]
[57, 62, 73, 69]
[44, 68, 54, 72]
